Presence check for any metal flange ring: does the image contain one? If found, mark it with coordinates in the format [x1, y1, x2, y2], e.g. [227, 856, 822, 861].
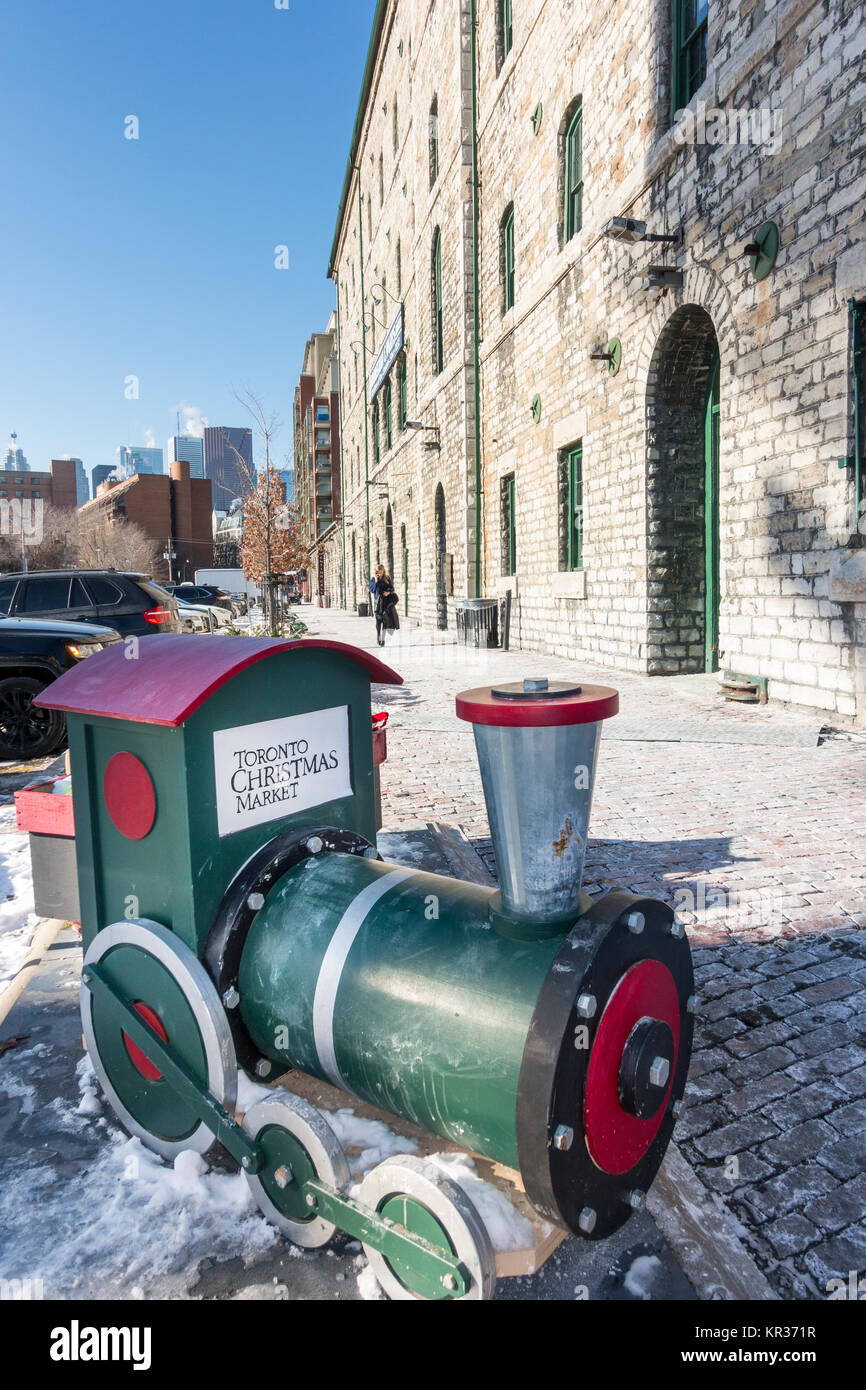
[81, 919, 237, 1161]
[356, 1155, 497, 1301]
[241, 1093, 350, 1248]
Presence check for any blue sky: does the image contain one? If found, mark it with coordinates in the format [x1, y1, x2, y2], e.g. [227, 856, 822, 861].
[0, 0, 377, 481]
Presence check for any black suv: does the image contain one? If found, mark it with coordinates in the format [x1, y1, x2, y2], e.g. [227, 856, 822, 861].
[0, 615, 120, 760]
[0, 571, 181, 638]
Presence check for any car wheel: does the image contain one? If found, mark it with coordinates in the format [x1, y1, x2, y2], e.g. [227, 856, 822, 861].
[0, 676, 67, 762]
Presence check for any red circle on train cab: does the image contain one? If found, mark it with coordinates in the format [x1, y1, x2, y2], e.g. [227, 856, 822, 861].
[103, 752, 156, 839]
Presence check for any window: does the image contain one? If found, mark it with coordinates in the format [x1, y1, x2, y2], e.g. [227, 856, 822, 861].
[429, 98, 439, 189]
[367, 193, 372, 241]
[396, 239, 402, 295]
[501, 205, 515, 312]
[384, 377, 393, 450]
[69, 577, 90, 607]
[372, 402, 380, 464]
[558, 443, 583, 571]
[398, 355, 408, 431]
[673, 1, 709, 112]
[501, 473, 516, 576]
[0, 578, 19, 615]
[564, 102, 583, 242]
[393, 97, 399, 154]
[379, 152, 384, 206]
[20, 576, 71, 612]
[500, 0, 513, 66]
[431, 228, 444, 374]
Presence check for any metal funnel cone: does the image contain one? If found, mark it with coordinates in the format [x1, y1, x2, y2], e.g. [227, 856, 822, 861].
[456, 679, 619, 928]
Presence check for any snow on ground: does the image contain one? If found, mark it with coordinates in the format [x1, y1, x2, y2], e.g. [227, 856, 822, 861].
[624, 1253, 662, 1300]
[0, 1056, 278, 1300]
[0, 802, 39, 988]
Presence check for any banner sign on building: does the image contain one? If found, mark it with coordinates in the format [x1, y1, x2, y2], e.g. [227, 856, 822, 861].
[369, 304, 404, 400]
[213, 705, 352, 836]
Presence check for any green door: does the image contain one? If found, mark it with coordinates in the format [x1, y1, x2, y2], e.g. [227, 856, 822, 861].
[704, 351, 720, 673]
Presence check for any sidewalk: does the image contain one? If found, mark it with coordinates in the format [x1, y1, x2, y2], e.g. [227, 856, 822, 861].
[307, 605, 866, 1300]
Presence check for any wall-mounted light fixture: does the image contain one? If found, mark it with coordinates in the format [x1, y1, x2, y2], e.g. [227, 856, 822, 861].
[602, 217, 682, 247]
[643, 265, 684, 296]
[406, 420, 441, 450]
[370, 282, 402, 307]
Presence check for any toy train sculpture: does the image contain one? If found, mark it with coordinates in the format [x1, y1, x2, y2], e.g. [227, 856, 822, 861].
[38, 635, 693, 1301]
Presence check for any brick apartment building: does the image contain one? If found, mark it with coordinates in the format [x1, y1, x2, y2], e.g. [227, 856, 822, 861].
[83, 458, 214, 581]
[0, 457, 79, 511]
[292, 316, 342, 592]
[321, 0, 866, 723]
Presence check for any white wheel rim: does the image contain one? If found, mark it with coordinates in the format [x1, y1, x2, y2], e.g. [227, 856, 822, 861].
[81, 918, 237, 1161]
[356, 1155, 496, 1301]
[242, 1094, 350, 1248]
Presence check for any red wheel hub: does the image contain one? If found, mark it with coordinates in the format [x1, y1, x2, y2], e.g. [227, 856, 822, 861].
[584, 959, 680, 1175]
[123, 1003, 168, 1081]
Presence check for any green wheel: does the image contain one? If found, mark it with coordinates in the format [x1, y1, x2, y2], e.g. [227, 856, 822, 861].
[356, 1155, 497, 1301]
[81, 919, 237, 1161]
[241, 1093, 350, 1248]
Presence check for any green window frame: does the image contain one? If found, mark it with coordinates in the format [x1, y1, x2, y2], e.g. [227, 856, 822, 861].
[501, 472, 516, 576]
[558, 444, 583, 571]
[429, 99, 439, 189]
[384, 377, 393, 450]
[432, 229, 444, 374]
[501, 0, 513, 63]
[502, 206, 515, 312]
[372, 402, 380, 465]
[398, 356, 408, 432]
[673, 0, 709, 113]
[564, 102, 583, 242]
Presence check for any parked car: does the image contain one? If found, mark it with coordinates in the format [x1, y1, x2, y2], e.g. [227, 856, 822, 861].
[174, 597, 221, 633]
[0, 571, 181, 638]
[0, 615, 121, 760]
[165, 582, 239, 616]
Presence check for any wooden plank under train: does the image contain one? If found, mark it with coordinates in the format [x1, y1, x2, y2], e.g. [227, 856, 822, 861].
[238, 1068, 567, 1280]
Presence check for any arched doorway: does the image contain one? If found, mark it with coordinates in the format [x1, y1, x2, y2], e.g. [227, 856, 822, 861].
[645, 305, 721, 674]
[351, 534, 357, 611]
[434, 484, 447, 629]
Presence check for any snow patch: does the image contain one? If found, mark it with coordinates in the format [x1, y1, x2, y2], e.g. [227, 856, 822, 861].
[425, 1152, 536, 1253]
[624, 1253, 661, 1300]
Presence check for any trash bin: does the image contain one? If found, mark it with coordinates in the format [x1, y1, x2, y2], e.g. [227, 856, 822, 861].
[357, 601, 369, 617]
[455, 598, 499, 648]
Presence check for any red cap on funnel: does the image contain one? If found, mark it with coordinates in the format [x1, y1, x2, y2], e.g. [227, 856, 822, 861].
[456, 678, 618, 728]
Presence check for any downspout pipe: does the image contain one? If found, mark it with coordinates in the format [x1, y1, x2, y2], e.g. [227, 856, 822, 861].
[357, 169, 372, 584]
[470, 0, 482, 598]
[334, 273, 348, 609]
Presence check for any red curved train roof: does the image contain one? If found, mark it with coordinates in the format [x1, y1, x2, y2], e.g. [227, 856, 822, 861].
[35, 635, 402, 727]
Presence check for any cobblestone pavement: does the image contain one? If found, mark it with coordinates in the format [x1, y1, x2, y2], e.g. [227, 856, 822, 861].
[306, 605, 866, 1300]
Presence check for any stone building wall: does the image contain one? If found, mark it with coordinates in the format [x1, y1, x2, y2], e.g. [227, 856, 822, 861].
[324, 0, 866, 722]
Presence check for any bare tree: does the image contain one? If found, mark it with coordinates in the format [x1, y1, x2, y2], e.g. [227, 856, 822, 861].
[221, 388, 303, 635]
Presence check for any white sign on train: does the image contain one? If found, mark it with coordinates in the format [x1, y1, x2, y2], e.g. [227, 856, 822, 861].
[213, 706, 352, 836]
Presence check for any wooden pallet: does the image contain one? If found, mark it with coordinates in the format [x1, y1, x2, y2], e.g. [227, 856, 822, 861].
[266, 1069, 566, 1280]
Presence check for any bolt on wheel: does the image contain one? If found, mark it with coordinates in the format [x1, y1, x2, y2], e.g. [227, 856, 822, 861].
[241, 1093, 350, 1248]
[356, 1155, 497, 1301]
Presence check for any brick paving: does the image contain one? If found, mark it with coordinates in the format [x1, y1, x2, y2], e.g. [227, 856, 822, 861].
[309, 606, 866, 1299]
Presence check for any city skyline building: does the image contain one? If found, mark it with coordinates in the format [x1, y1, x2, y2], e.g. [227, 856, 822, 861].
[167, 434, 205, 479]
[2, 433, 29, 472]
[202, 426, 253, 510]
[116, 444, 164, 479]
[91, 464, 116, 495]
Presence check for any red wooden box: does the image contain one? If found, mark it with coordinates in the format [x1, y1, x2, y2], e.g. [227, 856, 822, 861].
[14, 779, 75, 838]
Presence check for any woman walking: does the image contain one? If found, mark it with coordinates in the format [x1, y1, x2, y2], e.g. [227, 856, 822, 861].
[375, 573, 400, 646]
